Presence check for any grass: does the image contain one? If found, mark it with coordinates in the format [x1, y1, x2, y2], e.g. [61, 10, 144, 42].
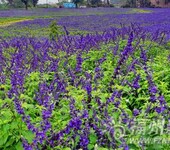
[0, 18, 33, 27]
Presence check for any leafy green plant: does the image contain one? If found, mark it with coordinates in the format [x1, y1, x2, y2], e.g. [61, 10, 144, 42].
[49, 21, 63, 41]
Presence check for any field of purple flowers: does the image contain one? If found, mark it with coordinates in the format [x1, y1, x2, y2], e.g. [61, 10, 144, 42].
[1, 8, 170, 150]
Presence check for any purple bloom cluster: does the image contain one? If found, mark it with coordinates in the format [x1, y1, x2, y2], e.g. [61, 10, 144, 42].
[1, 8, 170, 40]
[132, 74, 140, 89]
[113, 32, 134, 79]
[140, 47, 168, 115]
[1, 19, 170, 150]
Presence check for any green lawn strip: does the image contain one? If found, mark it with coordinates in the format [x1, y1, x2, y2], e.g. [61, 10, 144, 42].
[0, 18, 34, 27]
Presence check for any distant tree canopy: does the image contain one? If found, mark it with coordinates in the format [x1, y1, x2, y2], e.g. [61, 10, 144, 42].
[72, 0, 84, 8]
[32, 0, 38, 7]
[6, 0, 14, 6]
[21, 0, 29, 9]
[3, 0, 170, 9]
[72, 0, 112, 7]
[126, 0, 136, 7]
[165, 0, 170, 4]
[5, 0, 25, 8]
[5, 0, 38, 9]
[139, 0, 151, 7]
[90, 0, 101, 5]
[122, 0, 170, 8]
[125, 0, 151, 7]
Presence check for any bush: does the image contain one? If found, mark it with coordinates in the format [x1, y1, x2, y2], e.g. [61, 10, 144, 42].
[109, 4, 115, 7]
[121, 4, 131, 8]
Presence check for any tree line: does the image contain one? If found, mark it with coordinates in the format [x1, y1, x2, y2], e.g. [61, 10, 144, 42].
[2, 0, 112, 9]
[1, 0, 170, 10]
[1, 0, 38, 9]
[125, 0, 170, 7]
[58, 0, 170, 8]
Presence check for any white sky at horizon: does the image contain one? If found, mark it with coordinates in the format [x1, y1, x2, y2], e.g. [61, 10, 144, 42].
[0, 0, 61, 4]
[38, 0, 59, 4]
[38, 0, 114, 4]
[1, 0, 118, 5]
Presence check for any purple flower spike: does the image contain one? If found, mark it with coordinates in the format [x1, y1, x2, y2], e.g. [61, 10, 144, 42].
[80, 135, 89, 149]
[132, 74, 140, 89]
[149, 86, 157, 94]
[155, 106, 165, 114]
[133, 109, 140, 116]
[124, 145, 129, 150]
[76, 53, 83, 72]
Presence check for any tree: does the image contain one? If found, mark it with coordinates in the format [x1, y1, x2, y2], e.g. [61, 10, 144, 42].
[137, 0, 150, 7]
[106, 0, 110, 5]
[32, 0, 38, 7]
[3, 0, 35, 8]
[5, 0, 14, 7]
[125, 0, 152, 7]
[104, 0, 110, 6]
[165, 0, 170, 4]
[21, 0, 29, 9]
[5, 0, 24, 7]
[72, 0, 84, 8]
[0, 0, 6, 3]
[87, 0, 90, 6]
[126, 0, 136, 7]
[90, 0, 101, 6]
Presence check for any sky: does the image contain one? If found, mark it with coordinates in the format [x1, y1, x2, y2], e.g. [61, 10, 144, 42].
[0, 0, 59, 4]
[38, 0, 58, 4]
[1, 0, 124, 5]
[38, 0, 122, 4]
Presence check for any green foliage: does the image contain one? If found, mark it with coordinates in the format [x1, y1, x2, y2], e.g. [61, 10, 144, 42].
[1, 32, 170, 149]
[0, 97, 34, 150]
[72, 0, 84, 7]
[90, 0, 101, 6]
[49, 21, 63, 41]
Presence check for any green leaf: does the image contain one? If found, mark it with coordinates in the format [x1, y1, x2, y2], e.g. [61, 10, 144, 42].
[15, 142, 23, 150]
[10, 121, 19, 130]
[128, 144, 139, 150]
[22, 131, 34, 143]
[89, 133, 97, 144]
[88, 143, 94, 150]
[146, 144, 163, 150]
[0, 133, 8, 146]
[63, 148, 71, 150]
[98, 147, 108, 150]
[22, 103, 34, 109]
[4, 137, 15, 147]
[1, 109, 12, 118]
